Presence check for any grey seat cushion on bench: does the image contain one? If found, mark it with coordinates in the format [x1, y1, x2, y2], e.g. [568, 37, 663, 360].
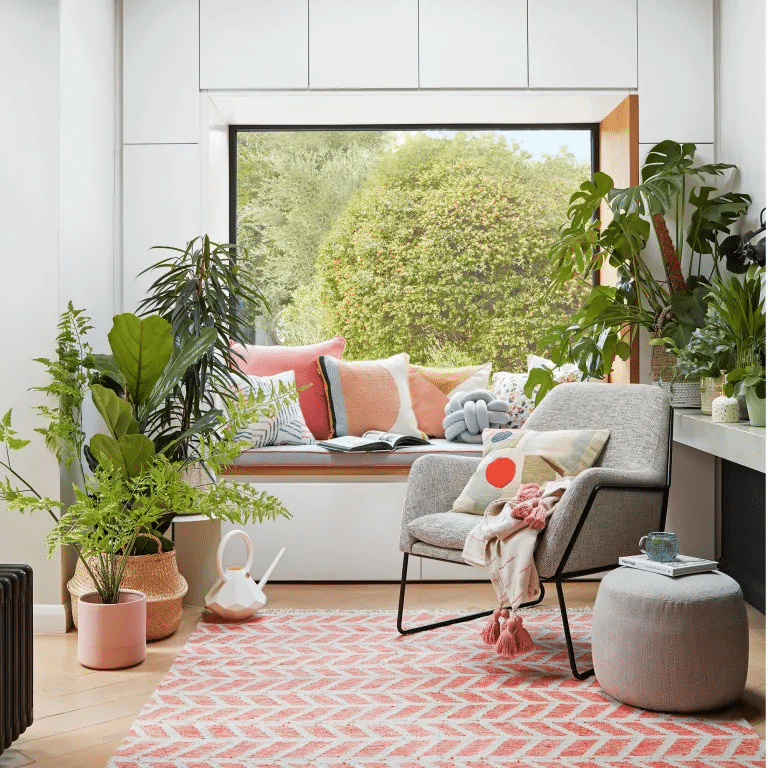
[231, 438, 483, 470]
[407, 512, 477, 550]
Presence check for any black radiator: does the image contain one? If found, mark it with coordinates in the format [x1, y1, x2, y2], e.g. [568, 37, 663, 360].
[0, 565, 33, 754]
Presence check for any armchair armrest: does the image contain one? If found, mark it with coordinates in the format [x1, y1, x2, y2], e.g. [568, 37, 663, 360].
[400, 454, 481, 553]
[535, 466, 669, 579]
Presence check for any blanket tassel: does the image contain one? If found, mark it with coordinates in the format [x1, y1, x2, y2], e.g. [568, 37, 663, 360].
[496, 614, 517, 657]
[513, 614, 534, 653]
[481, 608, 502, 645]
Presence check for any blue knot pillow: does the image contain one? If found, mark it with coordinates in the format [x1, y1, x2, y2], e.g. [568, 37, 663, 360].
[442, 389, 512, 443]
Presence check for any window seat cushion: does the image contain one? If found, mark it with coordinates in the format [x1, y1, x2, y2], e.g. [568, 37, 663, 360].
[223, 438, 483, 475]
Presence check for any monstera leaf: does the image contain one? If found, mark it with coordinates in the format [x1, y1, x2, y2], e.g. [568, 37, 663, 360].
[90, 384, 139, 441]
[89, 432, 156, 480]
[686, 188, 751, 255]
[108, 314, 173, 406]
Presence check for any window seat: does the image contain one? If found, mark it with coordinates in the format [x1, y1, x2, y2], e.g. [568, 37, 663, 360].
[223, 439, 483, 477]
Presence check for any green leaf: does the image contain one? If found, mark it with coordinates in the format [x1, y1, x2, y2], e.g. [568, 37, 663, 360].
[90, 384, 139, 441]
[108, 314, 173, 406]
[89, 432, 156, 480]
[91, 354, 126, 389]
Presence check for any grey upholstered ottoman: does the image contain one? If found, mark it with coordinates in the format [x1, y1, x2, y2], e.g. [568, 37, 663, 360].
[592, 567, 748, 712]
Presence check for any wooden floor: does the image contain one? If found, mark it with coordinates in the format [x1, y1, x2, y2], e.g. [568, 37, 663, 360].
[3, 582, 765, 767]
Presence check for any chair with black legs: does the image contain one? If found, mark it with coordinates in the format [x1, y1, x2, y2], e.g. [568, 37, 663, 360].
[397, 382, 673, 680]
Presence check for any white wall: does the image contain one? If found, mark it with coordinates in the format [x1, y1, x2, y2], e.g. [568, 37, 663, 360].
[716, 0, 766, 232]
[0, 0, 118, 628]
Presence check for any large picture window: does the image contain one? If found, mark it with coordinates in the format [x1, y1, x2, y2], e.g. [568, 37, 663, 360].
[232, 125, 595, 372]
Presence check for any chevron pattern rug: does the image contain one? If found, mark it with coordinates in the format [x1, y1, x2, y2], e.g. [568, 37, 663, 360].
[109, 610, 764, 767]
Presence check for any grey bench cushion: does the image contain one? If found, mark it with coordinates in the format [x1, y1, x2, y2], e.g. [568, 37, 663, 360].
[407, 511, 478, 550]
[229, 438, 482, 471]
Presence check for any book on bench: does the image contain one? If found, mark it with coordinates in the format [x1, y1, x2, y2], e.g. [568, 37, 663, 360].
[317, 431, 431, 452]
[618, 554, 719, 577]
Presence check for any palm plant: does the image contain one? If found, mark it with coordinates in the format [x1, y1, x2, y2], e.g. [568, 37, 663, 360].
[136, 235, 270, 459]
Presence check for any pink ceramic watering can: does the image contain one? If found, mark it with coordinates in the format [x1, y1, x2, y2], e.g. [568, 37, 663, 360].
[205, 530, 285, 620]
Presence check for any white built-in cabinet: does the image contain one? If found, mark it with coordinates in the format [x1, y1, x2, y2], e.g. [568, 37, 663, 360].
[309, 0, 418, 89]
[419, 0, 528, 89]
[123, 0, 199, 144]
[199, 0, 308, 90]
[528, 0, 638, 89]
[638, 0, 714, 144]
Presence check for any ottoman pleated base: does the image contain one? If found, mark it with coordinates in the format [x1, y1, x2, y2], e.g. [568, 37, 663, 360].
[592, 567, 748, 712]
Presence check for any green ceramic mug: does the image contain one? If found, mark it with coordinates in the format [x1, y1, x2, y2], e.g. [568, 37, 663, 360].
[638, 531, 679, 562]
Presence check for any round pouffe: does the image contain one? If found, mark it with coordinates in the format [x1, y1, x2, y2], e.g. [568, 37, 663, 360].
[592, 568, 748, 712]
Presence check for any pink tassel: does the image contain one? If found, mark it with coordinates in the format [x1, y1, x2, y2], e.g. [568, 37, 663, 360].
[481, 608, 502, 645]
[512, 614, 534, 653]
[495, 617, 518, 657]
[525, 501, 548, 530]
[511, 500, 535, 520]
[516, 483, 543, 502]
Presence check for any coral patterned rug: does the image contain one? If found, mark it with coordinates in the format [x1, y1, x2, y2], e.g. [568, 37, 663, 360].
[109, 610, 763, 767]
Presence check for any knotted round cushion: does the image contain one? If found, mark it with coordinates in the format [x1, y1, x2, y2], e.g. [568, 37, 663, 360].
[442, 389, 511, 443]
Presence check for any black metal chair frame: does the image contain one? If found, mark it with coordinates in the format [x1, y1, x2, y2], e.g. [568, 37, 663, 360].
[397, 408, 674, 680]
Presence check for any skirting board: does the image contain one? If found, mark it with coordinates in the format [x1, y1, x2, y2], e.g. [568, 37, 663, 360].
[34, 602, 70, 634]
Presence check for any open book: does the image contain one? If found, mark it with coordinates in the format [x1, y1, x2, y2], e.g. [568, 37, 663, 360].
[618, 554, 719, 577]
[317, 431, 430, 452]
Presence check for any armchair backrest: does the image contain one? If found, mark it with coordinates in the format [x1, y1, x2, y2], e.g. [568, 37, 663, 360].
[522, 383, 670, 481]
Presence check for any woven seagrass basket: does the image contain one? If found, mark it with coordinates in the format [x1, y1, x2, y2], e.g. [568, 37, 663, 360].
[68, 534, 188, 641]
[651, 309, 701, 409]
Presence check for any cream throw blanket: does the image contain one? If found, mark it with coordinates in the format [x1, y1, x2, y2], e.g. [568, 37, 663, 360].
[462, 477, 574, 657]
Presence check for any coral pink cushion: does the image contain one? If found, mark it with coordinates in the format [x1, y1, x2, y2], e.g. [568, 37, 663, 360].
[408, 370, 449, 438]
[230, 337, 345, 439]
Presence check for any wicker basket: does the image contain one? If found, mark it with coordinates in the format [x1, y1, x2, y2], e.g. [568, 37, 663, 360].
[651, 309, 701, 409]
[68, 534, 188, 641]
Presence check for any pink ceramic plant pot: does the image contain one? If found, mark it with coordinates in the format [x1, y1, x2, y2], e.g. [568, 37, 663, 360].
[77, 589, 147, 670]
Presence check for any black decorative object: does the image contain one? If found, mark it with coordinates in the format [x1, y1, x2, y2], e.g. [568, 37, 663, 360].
[722, 207, 766, 272]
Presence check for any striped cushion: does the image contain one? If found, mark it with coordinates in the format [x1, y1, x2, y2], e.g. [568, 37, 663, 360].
[235, 371, 315, 448]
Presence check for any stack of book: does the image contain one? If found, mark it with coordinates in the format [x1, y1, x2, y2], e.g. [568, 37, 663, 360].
[618, 554, 719, 577]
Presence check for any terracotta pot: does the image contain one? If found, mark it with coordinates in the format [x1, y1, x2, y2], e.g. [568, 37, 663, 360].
[77, 589, 147, 670]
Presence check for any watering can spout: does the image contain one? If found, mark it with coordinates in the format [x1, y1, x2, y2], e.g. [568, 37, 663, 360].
[257, 547, 286, 591]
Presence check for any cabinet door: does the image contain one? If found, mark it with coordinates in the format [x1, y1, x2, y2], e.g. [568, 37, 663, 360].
[528, 0, 637, 89]
[638, 0, 714, 144]
[200, 0, 308, 89]
[123, 0, 199, 144]
[419, 0, 527, 88]
[310, 0, 418, 89]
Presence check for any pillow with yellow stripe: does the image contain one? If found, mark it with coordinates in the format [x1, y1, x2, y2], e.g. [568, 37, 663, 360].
[452, 427, 610, 514]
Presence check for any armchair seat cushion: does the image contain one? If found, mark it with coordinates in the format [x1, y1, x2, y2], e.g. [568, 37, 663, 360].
[407, 512, 478, 551]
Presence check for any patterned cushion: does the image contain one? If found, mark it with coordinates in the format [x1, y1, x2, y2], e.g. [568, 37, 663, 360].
[407, 362, 492, 438]
[234, 371, 315, 447]
[491, 372, 536, 428]
[452, 427, 610, 514]
[407, 512, 478, 550]
[527, 354, 583, 384]
[318, 353, 421, 437]
[229, 337, 345, 440]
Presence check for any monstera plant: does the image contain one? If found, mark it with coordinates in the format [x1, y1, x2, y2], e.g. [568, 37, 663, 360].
[0, 305, 290, 604]
[526, 140, 752, 403]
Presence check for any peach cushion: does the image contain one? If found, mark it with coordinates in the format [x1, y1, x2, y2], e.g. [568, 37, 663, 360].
[230, 337, 345, 439]
[408, 370, 449, 438]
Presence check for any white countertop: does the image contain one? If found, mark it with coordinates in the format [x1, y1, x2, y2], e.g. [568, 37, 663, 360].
[673, 409, 766, 474]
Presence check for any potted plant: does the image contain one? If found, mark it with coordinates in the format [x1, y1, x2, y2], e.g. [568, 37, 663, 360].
[1, 305, 291, 664]
[525, 140, 751, 405]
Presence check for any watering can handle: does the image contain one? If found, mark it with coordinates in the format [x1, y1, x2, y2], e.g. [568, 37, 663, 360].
[216, 530, 254, 583]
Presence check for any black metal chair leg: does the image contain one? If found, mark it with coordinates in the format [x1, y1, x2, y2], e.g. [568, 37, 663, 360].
[396, 553, 545, 636]
[554, 578, 594, 680]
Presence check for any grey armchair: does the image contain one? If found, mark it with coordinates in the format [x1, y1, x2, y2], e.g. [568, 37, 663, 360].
[397, 383, 673, 679]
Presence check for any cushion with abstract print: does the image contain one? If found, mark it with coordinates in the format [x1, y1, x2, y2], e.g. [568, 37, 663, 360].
[234, 371, 315, 448]
[408, 362, 492, 438]
[491, 372, 536, 429]
[452, 427, 610, 514]
[318, 353, 421, 438]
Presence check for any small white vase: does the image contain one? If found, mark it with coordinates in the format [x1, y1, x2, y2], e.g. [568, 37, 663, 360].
[745, 388, 766, 427]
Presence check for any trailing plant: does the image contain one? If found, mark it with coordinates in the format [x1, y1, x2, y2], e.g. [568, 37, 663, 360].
[0, 305, 292, 604]
[525, 140, 751, 404]
[136, 235, 270, 459]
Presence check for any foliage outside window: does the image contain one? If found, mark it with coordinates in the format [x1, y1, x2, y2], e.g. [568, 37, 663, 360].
[235, 129, 592, 372]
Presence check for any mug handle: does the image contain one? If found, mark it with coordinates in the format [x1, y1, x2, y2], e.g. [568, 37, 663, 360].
[638, 535, 647, 554]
